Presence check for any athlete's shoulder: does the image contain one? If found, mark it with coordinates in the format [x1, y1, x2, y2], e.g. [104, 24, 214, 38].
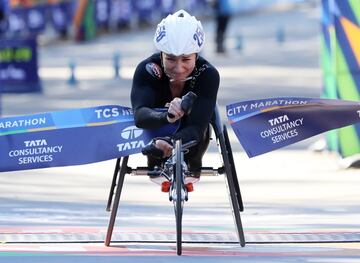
[196, 56, 219, 77]
[197, 56, 218, 72]
[135, 53, 163, 80]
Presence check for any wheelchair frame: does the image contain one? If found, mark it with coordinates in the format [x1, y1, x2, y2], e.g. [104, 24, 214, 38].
[104, 107, 246, 249]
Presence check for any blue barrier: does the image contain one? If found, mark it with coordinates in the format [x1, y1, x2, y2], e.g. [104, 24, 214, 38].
[276, 25, 285, 43]
[235, 34, 243, 51]
[113, 51, 120, 79]
[67, 59, 78, 86]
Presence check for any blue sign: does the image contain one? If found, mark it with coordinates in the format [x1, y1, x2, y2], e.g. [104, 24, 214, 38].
[26, 5, 47, 34]
[158, 0, 176, 16]
[111, 0, 132, 27]
[7, 7, 26, 35]
[133, 0, 156, 24]
[227, 98, 360, 158]
[95, 0, 111, 27]
[0, 38, 41, 93]
[0, 0, 9, 35]
[0, 105, 178, 172]
[50, 2, 73, 32]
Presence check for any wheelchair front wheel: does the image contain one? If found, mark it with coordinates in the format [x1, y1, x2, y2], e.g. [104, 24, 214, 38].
[174, 140, 183, 255]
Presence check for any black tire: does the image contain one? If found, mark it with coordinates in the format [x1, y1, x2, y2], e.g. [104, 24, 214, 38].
[219, 128, 246, 247]
[106, 158, 121, 212]
[175, 140, 183, 255]
[105, 156, 128, 246]
[223, 126, 244, 211]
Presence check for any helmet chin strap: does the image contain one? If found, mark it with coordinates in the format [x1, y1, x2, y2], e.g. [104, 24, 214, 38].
[168, 75, 193, 82]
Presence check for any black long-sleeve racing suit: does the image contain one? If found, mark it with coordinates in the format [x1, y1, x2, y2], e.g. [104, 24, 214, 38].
[131, 53, 220, 171]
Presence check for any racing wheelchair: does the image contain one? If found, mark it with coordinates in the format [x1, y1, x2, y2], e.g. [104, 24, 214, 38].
[104, 106, 245, 255]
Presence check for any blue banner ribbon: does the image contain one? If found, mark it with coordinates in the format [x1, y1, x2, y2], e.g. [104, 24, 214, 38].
[227, 98, 360, 158]
[0, 105, 178, 172]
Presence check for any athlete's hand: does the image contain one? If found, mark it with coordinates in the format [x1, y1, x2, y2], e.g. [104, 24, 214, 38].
[155, 139, 173, 157]
[167, 97, 184, 123]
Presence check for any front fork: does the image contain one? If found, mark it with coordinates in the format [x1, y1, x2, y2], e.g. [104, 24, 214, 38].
[168, 152, 188, 202]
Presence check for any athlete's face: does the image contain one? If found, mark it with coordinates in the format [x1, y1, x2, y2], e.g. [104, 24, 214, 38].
[162, 53, 196, 82]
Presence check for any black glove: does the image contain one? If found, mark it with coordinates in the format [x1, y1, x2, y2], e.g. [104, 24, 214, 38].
[141, 137, 173, 159]
[167, 91, 197, 118]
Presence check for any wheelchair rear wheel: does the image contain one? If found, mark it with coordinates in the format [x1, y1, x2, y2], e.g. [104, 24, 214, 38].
[105, 156, 129, 246]
[223, 125, 244, 211]
[219, 126, 246, 247]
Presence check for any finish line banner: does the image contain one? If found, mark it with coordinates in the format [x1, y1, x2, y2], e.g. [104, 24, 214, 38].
[0, 105, 177, 172]
[227, 98, 360, 158]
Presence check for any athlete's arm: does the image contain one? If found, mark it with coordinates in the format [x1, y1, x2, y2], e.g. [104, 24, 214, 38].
[172, 67, 220, 144]
[131, 61, 169, 129]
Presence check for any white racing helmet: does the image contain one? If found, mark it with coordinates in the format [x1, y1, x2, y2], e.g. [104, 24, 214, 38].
[154, 10, 205, 56]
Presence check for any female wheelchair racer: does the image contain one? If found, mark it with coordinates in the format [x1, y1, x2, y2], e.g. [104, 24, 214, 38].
[104, 10, 245, 255]
[130, 10, 218, 184]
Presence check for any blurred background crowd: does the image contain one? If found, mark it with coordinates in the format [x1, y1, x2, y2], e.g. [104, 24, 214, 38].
[0, 0, 216, 42]
[0, 0, 308, 42]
